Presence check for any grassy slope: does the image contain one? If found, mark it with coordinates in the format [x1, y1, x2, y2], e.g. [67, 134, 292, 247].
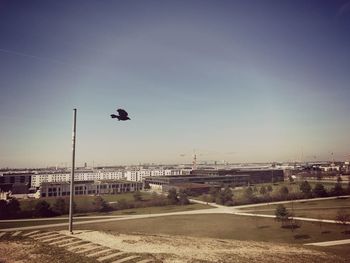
[59, 213, 350, 259]
[62, 214, 350, 244]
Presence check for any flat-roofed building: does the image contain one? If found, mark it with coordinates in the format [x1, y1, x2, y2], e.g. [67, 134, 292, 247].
[0, 172, 32, 193]
[190, 168, 284, 184]
[163, 183, 212, 195]
[40, 180, 142, 198]
[145, 174, 250, 191]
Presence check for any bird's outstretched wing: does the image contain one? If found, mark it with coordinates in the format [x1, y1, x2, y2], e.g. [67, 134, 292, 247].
[111, 114, 118, 118]
[117, 109, 128, 118]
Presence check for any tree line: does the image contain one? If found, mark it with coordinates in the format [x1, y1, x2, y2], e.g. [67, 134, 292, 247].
[201, 181, 350, 206]
[0, 189, 190, 219]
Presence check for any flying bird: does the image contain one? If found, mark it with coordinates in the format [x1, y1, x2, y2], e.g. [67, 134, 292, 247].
[111, 109, 130, 121]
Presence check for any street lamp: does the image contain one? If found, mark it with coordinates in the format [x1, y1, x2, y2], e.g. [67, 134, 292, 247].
[69, 109, 77, 234]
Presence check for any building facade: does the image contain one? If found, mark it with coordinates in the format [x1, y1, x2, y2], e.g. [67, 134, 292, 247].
[40, 180, 142, 198]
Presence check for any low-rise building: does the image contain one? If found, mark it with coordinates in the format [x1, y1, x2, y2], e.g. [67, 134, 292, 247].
[0, 172, 32, 193]
[145, 174, 250, 191]
[39, 180, 142, 198]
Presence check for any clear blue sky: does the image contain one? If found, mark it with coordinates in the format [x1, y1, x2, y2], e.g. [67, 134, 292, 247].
[1, 0, 350, 168]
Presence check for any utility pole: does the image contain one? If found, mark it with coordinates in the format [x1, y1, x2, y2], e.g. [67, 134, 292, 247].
[69, 109, 77, 234]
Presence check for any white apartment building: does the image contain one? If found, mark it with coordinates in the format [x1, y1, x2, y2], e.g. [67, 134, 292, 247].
[125, 169, 183, 182]
[31, 170, 125, 187]
[32, 168, 187, 186]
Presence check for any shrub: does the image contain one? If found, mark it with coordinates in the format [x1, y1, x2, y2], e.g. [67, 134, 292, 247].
[313, 183, 327, 197]
[331, 183, 344, 196]
[93, 196, 113, 212]
[279, 186, 289, 198]
[259, 186, 267, 195]
[178, 190, 190, 205]
[167, 188, 179, 205]
[34, 200, 55, 217]
[299, 181, 311, 196]
[52, 198, 68, 215]
[133, 191, 142, 202]
[6, 198, 21, 217]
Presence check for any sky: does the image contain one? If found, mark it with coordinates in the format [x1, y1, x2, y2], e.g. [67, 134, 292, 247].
[1, 0, 350, 168]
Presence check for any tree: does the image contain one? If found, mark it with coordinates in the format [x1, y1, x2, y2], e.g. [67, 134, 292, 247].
[167, 188, 179, 205]
[52, 198, 68, 215]
[209, 187, 219, 200]
[288, 175, 294, 183]
[335, 209, 350, 225]
[259, 186, 267, 195]
[133, 191, 142, 202]
[275, 204, 290, 227]
[223, 186, 233, 204]
[93, 196, 112, 212]
[332, 183, 344, 196]
[275, 204, 289, 219]
[6, 198, 21, 217]
[267, 185, 273, 192]
[143, 182, 150, 190]
[279, 186, 289, 198]
[178, 190, 190, 205]
[215, 191, 226, 205]
[299, 181, 311, 196]
[116, 198, 129, 209]
[0, 200, 8, 218]
[34, 200, 54, 217]
[243, 186, 255, 202]
[337, 176, 342, 183]
[313, 183, 327, 197]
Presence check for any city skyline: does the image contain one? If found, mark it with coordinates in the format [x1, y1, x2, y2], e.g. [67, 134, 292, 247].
[1, 0, 350, 168]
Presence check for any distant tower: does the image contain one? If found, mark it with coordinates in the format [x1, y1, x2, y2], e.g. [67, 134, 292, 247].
[84, 162, 87, 168]
[192, 152, 197, 170]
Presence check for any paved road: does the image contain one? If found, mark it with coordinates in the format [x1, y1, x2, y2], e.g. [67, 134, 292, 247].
[1, 195, 349, 232]
[305, 239, 350, 247]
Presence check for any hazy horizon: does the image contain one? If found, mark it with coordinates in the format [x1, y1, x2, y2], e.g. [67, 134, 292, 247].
[1, 0, 350, 168]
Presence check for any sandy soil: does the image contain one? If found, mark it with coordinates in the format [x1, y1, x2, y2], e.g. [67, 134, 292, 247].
[0, 239, 95, 263]
[60, 230, 346, 263]
[0, 241, 39, 263]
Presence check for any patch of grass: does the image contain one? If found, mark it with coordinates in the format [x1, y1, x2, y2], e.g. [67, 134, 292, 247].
[0, 217, 99, 229]
[19, 192, 153, 213]
[239, 198, 350, 220]
[0, 203, 211, 229]
[56, 214, 348, 245]
[72, 203, 212, 217]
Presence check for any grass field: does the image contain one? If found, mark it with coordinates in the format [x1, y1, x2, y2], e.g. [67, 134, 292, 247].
[19, 192, 153, 212]
[52, 213, 350, 259]
[59, 214, 349, 245]
[91, 203, 212, 216]
[0, 217, 101, 229]
[0, 203, 211, 229]
[239, 197, 350, 220]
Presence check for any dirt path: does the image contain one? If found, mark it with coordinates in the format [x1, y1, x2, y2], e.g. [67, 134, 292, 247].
[305, 239, 350, 247]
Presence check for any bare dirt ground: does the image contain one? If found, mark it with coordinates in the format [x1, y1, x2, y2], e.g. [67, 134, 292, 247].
[0, 238, 96, 263]
[61, 230, 347, 263]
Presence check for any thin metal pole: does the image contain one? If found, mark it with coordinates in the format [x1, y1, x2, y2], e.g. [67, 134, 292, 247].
[69, 109, 77, 234]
